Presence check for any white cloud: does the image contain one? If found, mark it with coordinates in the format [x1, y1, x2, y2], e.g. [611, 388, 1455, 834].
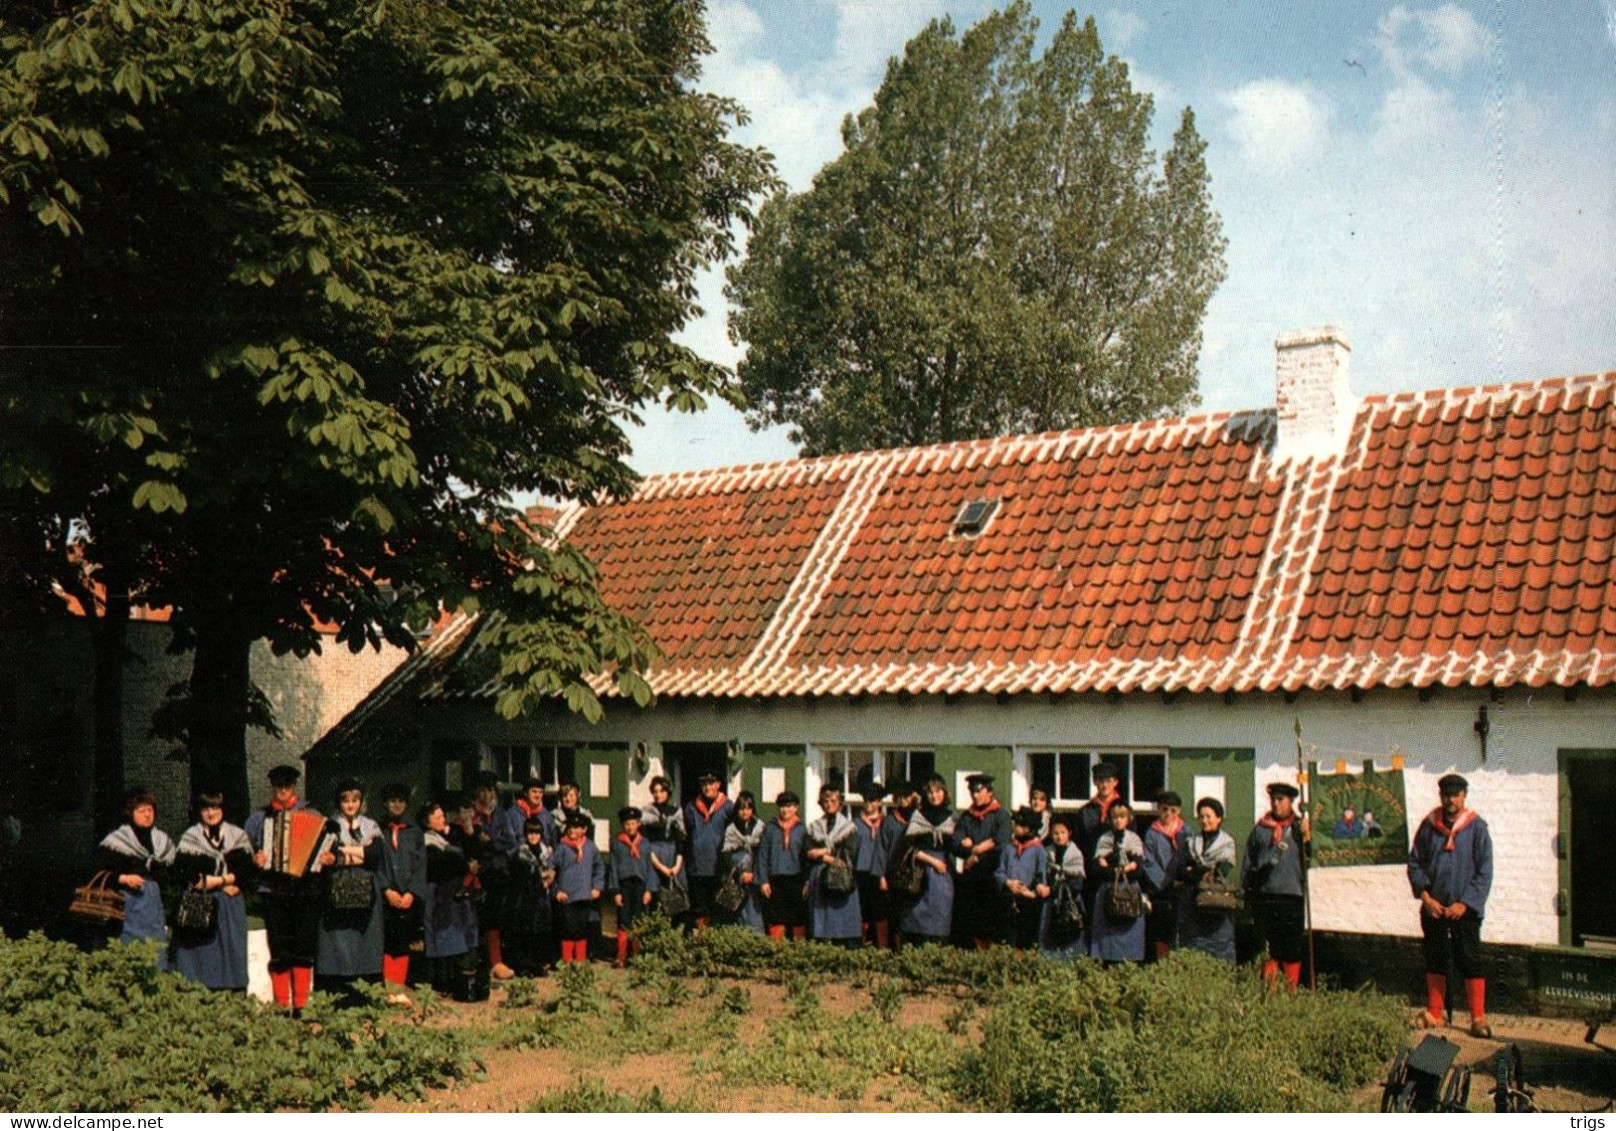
[1102, 9, 1147, 51]
[1378, 4, 1495, 76]
[1220, 79, 1333, 171]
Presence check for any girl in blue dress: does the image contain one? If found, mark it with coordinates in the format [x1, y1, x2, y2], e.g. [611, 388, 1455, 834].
[1089, 800, 1146, 963]
[895, 776, 957, 948]
[171, 790, 252, 990]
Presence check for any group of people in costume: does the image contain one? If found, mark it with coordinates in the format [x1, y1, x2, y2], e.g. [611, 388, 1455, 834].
[91, 759, 1494, 1031]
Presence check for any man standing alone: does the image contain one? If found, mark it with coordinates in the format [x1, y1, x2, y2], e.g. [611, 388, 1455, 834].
[1407, 773, 1494, 1037]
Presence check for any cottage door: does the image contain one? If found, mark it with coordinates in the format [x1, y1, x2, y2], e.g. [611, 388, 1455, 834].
[663, 742, 731, 807]
[1561, 750, 1616, 948]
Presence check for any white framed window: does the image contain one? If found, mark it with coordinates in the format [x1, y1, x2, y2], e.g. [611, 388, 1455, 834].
[1020, 748, 1169, 812]
[483, 743, 575, 793]
[812, 746, 935, 807]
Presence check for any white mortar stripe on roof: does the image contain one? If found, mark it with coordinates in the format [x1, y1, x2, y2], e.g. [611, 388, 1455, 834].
[740, 451, 897, 679]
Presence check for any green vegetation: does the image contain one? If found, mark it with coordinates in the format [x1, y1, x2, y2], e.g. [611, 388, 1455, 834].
[527, 1081, 687, 1113]
[634, 925, 1404, 1112]
[0, 0, 775, 814]
[0, 935, 475, 1111]
[728, 1, 1225, 455]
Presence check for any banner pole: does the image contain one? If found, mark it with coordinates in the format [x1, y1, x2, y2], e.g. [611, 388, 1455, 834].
[1294, 717, 1316, 991]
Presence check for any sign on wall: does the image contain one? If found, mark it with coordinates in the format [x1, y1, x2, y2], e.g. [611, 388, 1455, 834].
[1307, 760, 1409, 868]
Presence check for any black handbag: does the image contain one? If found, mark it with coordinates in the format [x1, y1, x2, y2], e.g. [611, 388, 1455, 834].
[1051, 879, 1086, 932]
[887, 846, 927, 897]
[658, 878, 690, 917]
[1104, 875, 1143, 923]
[175, 885, 217, 934]
[328, 865, 376, 911]
[822, 842, 856, 896]
[714, 869, 747, 915]
[1194, 869, 1240, 913]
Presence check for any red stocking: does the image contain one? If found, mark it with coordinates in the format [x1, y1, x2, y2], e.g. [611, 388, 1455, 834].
[615, 930, 630, 967]
[1465, 978, 1487, 1024]
[767, 925, 785, 941]
[270, 969, 293, 1008]
[1282, 961, 1302, 989]
[485, 929, 504, 969]
[1426, 973, 1447, 1018]
[1262, 959, 1280, 984]
[291, 966, 313, 1009]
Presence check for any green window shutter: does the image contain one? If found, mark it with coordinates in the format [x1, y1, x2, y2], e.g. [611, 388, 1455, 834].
[933, 745, 1014, 809]
[743, 744, 806, 819]
[1168, 747, 1256, 849]
[576, 743, 630, 824]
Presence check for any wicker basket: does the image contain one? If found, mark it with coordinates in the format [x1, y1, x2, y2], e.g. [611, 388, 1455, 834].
[68, 870, 126, 925]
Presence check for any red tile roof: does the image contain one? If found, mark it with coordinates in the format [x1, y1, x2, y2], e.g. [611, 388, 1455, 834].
[426, 371, 1616, 701]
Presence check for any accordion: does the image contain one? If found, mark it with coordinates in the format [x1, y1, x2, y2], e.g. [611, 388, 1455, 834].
[268, 809, 332, 878]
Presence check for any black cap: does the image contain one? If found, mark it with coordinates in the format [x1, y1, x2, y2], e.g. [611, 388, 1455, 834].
[1437, 773, 1469, 795]
[1267, 782, 1300, 799]
[618, 806, 641, 824]
[1092, 761, 1119, 782]
[268, 765, 301, 787]
[965, 773, 995, 791]
[564, 812, 592, 831]
[885, 780, 910, 801]
[382, 782, 412, 803]
[473, 770, 500, 790]
[697, 771, 721, 785]
[1155, 790, 1183, 808]
[776, 790, 800, 807]
[1011, 806, 1041, 829]
[522, 777, 547, 792]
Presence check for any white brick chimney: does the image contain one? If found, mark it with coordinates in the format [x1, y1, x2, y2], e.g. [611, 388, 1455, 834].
[1274, 326, 1355, 461]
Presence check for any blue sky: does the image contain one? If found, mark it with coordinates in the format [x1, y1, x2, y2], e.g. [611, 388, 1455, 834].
[624, 1, 1616, 476]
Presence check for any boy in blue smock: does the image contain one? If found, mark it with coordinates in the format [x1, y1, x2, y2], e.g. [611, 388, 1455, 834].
[553, 812, 605, 963]
[608, 806, 658, 967]
[996, 806, 1049, 952]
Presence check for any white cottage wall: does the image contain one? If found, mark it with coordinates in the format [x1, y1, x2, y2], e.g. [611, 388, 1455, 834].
[448, 684, 1616, 949]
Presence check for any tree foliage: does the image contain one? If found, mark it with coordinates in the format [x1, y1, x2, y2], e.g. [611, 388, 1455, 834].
[727, 2, 1226, 456]
[0, 0, 775, 811]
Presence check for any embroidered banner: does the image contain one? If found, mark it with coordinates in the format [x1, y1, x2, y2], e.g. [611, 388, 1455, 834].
[1307, 760, 1409, 868]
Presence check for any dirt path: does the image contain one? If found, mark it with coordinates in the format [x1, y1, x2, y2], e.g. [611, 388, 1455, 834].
[372, 972, 965, 1113]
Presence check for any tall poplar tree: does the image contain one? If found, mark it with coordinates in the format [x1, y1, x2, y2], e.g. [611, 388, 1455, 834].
[727, 3, 1226, 456]
[0, 0, 775, 817]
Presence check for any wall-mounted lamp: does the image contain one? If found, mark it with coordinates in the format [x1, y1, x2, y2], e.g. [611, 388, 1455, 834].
[1474, 705, 1490, 763]
[726, 737, 743, 781]
[632, 741, 649, 780]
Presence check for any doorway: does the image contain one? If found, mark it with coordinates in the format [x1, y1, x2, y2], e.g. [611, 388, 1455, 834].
[1560, 749, 1616, 948]
[662, 742, 731, 807]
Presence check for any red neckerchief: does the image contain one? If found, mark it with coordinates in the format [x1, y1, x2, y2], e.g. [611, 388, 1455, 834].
[270, 795, 299, 813]
[1013, 834, 1040, 858]
[516, 797, 544, 819]
[1090, 788, 1118, 822]
[1424, 807, 1475, 852]
[693, 794, 728, 822]
[1153, 814, 1185, 843]
[386, 818, 410, 850]
[1257, 812, 1295, 846]
[776, 815, 800, 848]
[968, 797, 1002, 820]
[616, 832, 643, 860]
[562, 833, 588, 862]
